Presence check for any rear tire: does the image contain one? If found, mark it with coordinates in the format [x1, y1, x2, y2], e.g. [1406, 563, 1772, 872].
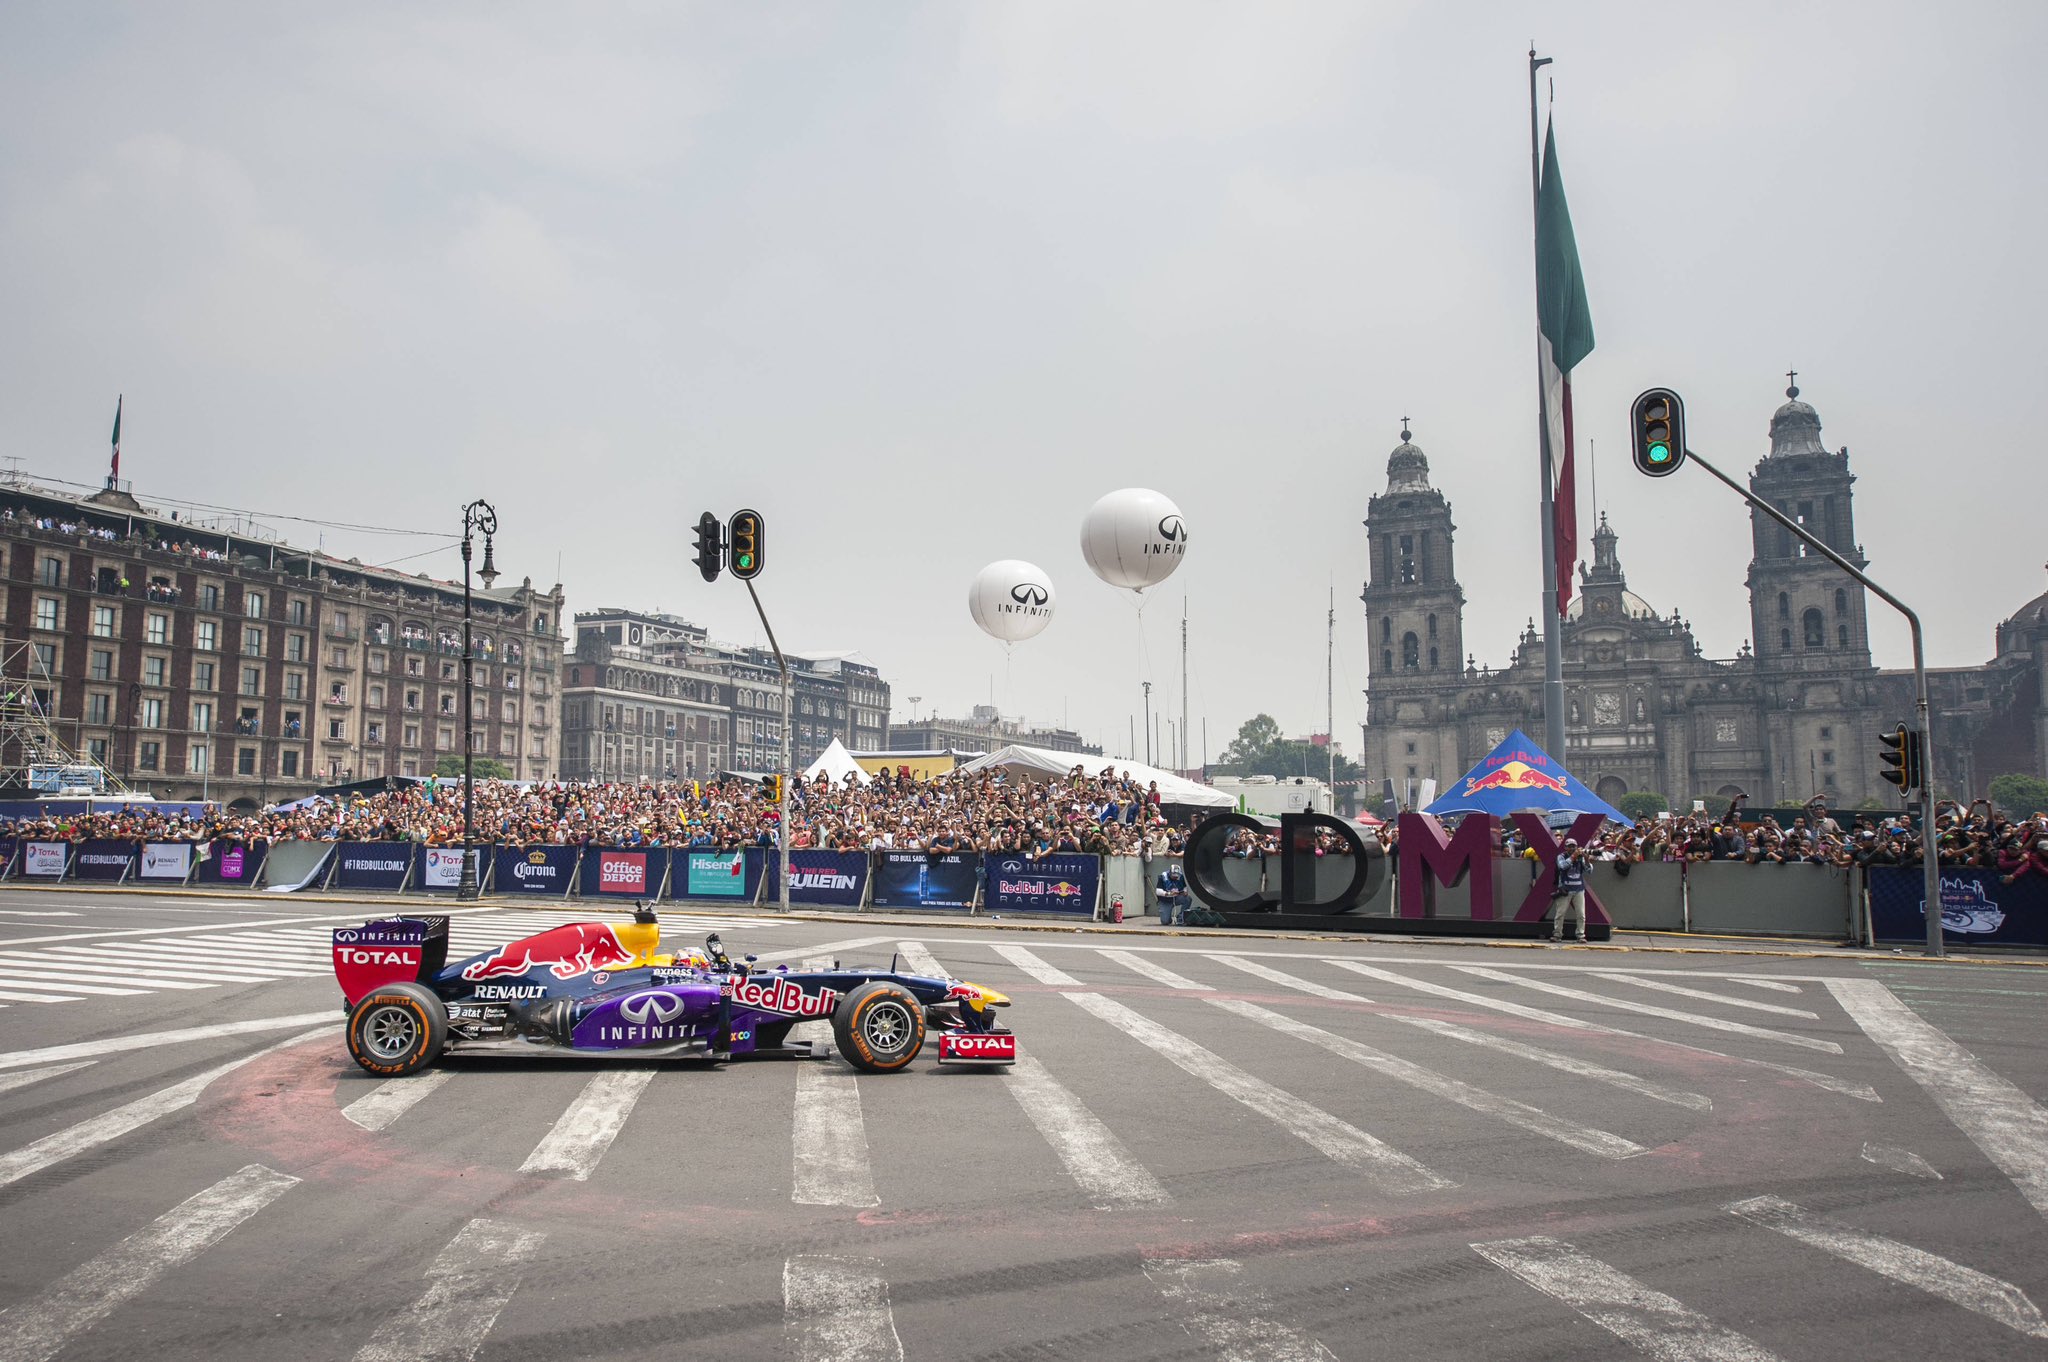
[832, 981, 925, 1073]
[346, 982, 447, 1077]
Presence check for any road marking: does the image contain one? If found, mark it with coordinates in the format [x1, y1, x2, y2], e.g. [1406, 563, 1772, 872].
[1727, 1194, 2048, 1338]
[343, 1071, 455, 1132]
[1328, 963, 1877, 1102]
[0, 974, 145, 997]
[0, 1013, 336, 1071]
[0, 910, 78, 917]
[0, 1163, 298, 1362]
[1212, 954, 1363, 1000]
[783, 1255, 904, 1362]
[0, 987, 81, 1003]
[1861, 1142, 1942, 1179]
[792, 1062, 880, 1207]
[1102, 949, 1212, 991]
[0, 1029, 328, 1188]
[1472, 1234, 1784, 1361]
[1454, 966, 1843, 1054]
[0, 952, 226, 987]
[1826, 977, 2048, 1219]
[894, 940, 947, 977]
[1005, 1054, 1169, 1209]
[1593, 972, 1819, 1019]
[1143, 1257, 1339, 1362]
[0, 1062, 94, 1096]
[1728, 977, 1804, 994]
[519, 1068, 656, 1180]
[752, 936, 896, 965]
[1064, 991, 1449, 1192]
[352, 1218, 546, 1362]
[1209, 998, 1644, 1159]
[991, 943, 1081, 986]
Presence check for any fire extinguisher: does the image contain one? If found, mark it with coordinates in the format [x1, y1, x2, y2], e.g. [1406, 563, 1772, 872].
[1109, 893, 1125, 924]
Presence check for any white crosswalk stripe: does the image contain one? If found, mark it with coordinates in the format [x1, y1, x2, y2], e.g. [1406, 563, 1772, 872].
[343, 1071, 455, 1132]
[1861, 1142, 1942, 1179]
[352, 1218, 545, 1362]
[519, 1068, 657, 1180]
[1102, 949, 1213, 990]
[893, 940, 948, 978]
[1593, 971, 1820, 1019]
[1143, 1257, 1339, 1362]
[784, 1255, 904, 1362]
[1004, 1054, 1169, 1209]
[1451, 965, 1845, 1054]
[0, 1061, 94, 1096]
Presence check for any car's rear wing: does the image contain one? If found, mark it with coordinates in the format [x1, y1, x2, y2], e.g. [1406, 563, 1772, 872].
[333, 916, 449, 1006]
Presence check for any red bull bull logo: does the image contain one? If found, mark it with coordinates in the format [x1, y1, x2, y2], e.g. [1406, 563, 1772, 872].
[1464, 760, 1569, 796]
[461, 922, 636, 981]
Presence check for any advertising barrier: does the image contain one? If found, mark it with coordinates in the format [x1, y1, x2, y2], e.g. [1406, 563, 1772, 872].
[1686, 861, 1853, 938]
[0, 839, 15, 878]
[138, 842, 195, 882]
[23, 841, 69, 878]
[986, 853, 1100, 916]
[1870, 866, 2048, 947]
[871, 850, 979, 910]
[493, 845, 578, 896]
[73, 839, 136, 882]
[331, 841, 414, 892]
[198, 840, 268, 887]
[580, 847, 662, 898]
[409, 844, 484, 895]
[672, 849, 761, 903]
[1584, 862, 1685, 931]
[777, 850, 870, 908]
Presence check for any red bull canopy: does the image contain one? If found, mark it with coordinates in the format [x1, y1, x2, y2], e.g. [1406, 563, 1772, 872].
[1421, 728, 1630, 826]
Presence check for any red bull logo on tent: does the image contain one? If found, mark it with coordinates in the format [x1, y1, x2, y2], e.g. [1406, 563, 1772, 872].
[1463, 760, 1569, 796]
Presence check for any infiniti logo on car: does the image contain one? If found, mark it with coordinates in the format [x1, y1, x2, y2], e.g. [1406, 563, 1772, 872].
[618, 991, 686, 1024]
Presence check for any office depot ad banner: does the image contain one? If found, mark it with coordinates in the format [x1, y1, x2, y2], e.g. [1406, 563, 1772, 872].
[580, 847, 658, 897]
[872, 851, 980, 910]
[332, 842, 413, 891]
[674, 849, 760, 901]
[494, 845, 578, 895]
[23, 841, 69, 878]
[986, 854, 1100, 916]
[410, 845, 473, 893]
[139, 842, 194, 881]
[197, 840, 267, 886]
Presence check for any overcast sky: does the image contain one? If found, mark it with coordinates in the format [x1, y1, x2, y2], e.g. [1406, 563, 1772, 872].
[3, 2, 2042, 766]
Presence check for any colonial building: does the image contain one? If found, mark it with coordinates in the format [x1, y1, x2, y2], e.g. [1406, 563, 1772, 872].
[0, 480, 563, 806]
[1359, 384, 2047, 808]
[888, 706, 1102, 758]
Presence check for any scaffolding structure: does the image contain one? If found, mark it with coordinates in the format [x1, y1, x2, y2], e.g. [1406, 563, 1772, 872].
[0, 637, 124, 795]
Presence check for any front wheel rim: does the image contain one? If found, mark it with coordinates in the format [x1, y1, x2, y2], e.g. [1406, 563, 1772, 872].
[862, 1000, 916, 1057]
[362, 1004, 421, 1061]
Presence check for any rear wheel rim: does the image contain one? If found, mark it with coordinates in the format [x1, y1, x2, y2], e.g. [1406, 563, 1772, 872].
[362, 1004, 421, 1061]
[861, 999, 916, 1058]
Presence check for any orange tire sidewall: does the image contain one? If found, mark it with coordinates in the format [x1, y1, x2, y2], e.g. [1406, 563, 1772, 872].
[846, 990, 923, 1072]
[348, 991, 434, 1077]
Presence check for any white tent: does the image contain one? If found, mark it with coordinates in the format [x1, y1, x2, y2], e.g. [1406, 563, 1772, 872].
[959, 744, 1233, 808]
[803, 737, 870, 785]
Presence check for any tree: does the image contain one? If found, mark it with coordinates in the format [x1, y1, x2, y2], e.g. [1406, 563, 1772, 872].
[434, 755, 512, 780]
[1991, 773, 2048, 818]
[1217, 715, 1283, 771]
[1213, 713, 1365, 797]
[1616, 792, 1669, 822]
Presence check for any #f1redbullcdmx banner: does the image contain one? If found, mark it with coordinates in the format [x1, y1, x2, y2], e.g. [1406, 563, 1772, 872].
[871, 850, 980, 910]
[1869, 866, 2048, 948]
[332, 842, 413, 891]
[73, 839, 136, 881]
[986, 853, 1100, 916]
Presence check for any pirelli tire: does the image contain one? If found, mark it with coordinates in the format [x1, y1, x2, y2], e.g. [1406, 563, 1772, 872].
[832, 981, 926, 1073]
[346, 981, 448, 1077]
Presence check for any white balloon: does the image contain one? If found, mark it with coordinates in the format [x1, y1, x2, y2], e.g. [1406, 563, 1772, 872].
[968, 560, 1056, 644]
[1080, 488, 1187, 593]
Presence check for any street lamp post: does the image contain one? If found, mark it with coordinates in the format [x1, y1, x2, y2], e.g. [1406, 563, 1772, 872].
[458, 499, 499, 900]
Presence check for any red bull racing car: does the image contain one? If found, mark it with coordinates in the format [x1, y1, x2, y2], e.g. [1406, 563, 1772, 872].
[333, 908, 1016, 1078]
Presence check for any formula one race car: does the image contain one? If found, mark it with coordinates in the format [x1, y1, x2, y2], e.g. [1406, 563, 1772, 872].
[332, 908, 1016, 1078]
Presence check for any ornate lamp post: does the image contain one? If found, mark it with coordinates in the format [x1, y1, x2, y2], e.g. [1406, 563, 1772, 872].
[458, 500, 498, 900]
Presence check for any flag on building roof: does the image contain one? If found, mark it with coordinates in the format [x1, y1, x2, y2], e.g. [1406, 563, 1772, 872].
[109, 395, 122, 487]
[1536, 118, 1593, 616]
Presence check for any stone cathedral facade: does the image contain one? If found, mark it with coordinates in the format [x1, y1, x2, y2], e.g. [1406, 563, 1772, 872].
[1359, 384, 2048, 808]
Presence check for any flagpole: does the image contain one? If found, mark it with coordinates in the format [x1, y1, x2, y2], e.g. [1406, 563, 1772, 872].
[1528, 45, 1566, 765]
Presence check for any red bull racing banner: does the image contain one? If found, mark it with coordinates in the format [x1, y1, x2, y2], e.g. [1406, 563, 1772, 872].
[986, 853, 1100, 917]
[493, 845, 579, 896]
[1421, 727, 1628, 825]
[1869, 867, 2048, 948]
[579, 847, 664, 898]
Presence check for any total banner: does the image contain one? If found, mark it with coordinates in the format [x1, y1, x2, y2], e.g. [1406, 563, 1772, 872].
[673, 849, 760, 902]
[197, 840, 267, 886]
[73, 839, 137, 881]
[23, 841, 69, 878]
[872, 850, 980, 910]
[332, 841, 414, 892]
[580, 847, 661, 898]
[410, 844, 479, 894]
[987, 853, 1100, 917]
[493, 845, 578, 896]
[139, 842, 194, 881]
[779, 850, 869, 907]
[1869, 866, 2048, 947]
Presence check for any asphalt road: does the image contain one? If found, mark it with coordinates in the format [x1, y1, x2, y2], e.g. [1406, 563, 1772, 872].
[1, 888, 2046, 1361]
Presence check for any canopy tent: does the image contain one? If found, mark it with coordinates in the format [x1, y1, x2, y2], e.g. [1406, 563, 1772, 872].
[958, 744, 1234, 809]
[1422, 728, 1631, 826]
[803, 737, 870, 786]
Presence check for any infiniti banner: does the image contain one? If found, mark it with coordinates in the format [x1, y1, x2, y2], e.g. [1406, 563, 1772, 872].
[1869, 866, 2048, 947]
[872, 851, 980, 910]
[493, 845, 578, 895]
[987, 853, 1100, 917]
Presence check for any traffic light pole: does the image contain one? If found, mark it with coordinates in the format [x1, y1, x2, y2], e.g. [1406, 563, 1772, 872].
[1681, 448, 1942, 957]
[743, 579, 792, 914]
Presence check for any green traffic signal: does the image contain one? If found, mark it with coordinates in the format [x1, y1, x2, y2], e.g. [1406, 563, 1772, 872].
[1630, 387, 1688, 478]
[1648, 443, 1671, 464]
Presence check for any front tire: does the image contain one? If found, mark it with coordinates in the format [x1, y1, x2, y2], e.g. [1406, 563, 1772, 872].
[346, 982, 447, 1077]
[832, 982, 926, 1073]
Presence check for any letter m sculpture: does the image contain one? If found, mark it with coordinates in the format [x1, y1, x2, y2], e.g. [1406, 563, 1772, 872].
[1396, 812, 1496, 919]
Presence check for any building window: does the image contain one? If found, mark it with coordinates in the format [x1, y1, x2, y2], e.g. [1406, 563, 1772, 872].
[138, 741, 160, 771]
[189, 744, 209, 774]
[197, 620, 218, 651]
[193, 701, 214, 732]
[288, 599, 308, 626]
[1402, 632, 1420, 669]
[192, 662, 216, 694]
[1802, 608, 1825, 649]
[1427, 614, 1438, 639]
[245, 591, 265, 618]
[39, 556, 62, 586]
[367, 722, 383, 744]
[1834, 588, 1847, 616]
[281, 751, 300, 777]
[241, 665, 262, 695]
[404, 724, 419, 747]
[1822, 750, 1834, 765]
[143, 612, 167, 644]
[369, 684, 384, 707]
[405, 689, 420, 710]
[242, 626, 264, 656]
[284, 672, 305, 700]
[1381, 648, 1393, 672]
[438, 725, 454, 748]
[1777, 592, 1789, 620]
[85, 648, 112, 681]
[198, 584, 220, 610]
[91, 605, 116, 638]
[145, 656, 168, 686]
[33, 642, 57, 673]
[328, 718, 345, 740]
[238, 747, 257, 775]
[286, 633, 306, 662]
[1780, 628, 1792, 651]
[142, 698, 164, 728]
[1819, 726, 1833, 740]
[33, 598, 58, 631]
[331, 646, 349, 668]
[1838, 625, 1849, 647]
[87, 693, 111, 725]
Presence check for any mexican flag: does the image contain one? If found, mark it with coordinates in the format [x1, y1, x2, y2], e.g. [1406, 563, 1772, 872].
[1535, 117, 1593, 616]
[110, 395, 122, 484]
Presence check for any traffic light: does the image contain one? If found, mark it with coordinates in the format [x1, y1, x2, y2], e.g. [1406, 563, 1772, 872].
[1630, 387, 1688, 477]
[727, 508, 764, 581]
[692, 512, 722, 583]
[760, 773, 782, 804]
[1878, 723, 1914, 793]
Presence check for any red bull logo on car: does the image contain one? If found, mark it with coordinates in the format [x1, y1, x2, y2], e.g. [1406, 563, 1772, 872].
[461, 922, 636, 981]
[721, 974, 839, 1018]
[1463, 760, 1569, 796]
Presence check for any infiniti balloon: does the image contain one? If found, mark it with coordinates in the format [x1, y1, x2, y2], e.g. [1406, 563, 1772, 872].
[1080, 488, 1187, 593]
[968, 560, 1056, 643]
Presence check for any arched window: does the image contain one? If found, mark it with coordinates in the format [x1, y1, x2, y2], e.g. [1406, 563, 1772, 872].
[1803, 608, 1825, 648]
[1838, 624, 1849, 647]
[1381, 648, 1393, 673]
[1381, 617, 1391, 642]
[1777, 592, 1789, 620]
[1402, 633, 1420, 669]
[1428, 647, 1439, 669]
[1427, 614, 1438, 639]
[1834, 588, 1847, 616]
[1780, 628, 1792, 650]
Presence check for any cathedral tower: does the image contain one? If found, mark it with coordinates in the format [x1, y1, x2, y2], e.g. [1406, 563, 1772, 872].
[1746, 375, 1873, 671]
[1362, 423, 1465, 687]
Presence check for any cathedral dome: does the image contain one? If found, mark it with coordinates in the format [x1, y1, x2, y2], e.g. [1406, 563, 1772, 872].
[1386, 422, 1432, 493]
[1566, 590, 1657, 622]
[1767, 377, 1828, 457]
